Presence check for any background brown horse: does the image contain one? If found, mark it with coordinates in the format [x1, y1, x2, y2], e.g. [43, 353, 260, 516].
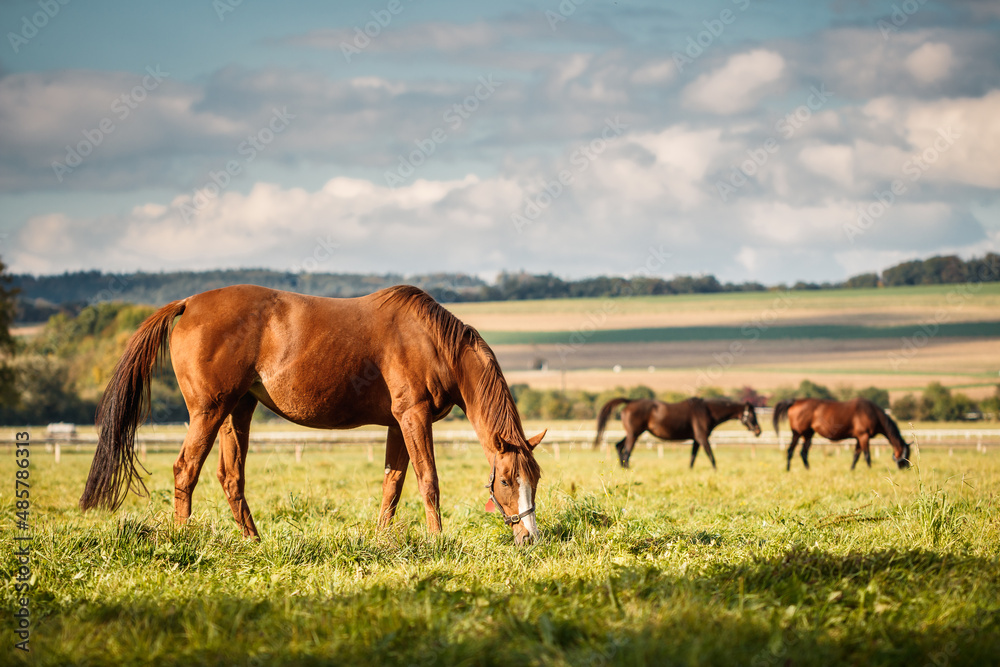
[773, 397, 911, 471]
[594, 397, 761, 469]
[79, 285, 545, 544]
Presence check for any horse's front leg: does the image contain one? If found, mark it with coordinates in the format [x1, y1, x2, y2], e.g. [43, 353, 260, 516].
[860, 433, 872, 468]
[378, 425, 410, 528]
[395, 405, 442, 533]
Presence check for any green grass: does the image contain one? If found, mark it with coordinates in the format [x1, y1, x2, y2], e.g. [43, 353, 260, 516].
[3, 443, 999, 666]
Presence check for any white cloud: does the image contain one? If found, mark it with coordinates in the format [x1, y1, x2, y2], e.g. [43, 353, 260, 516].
[905, 43, 956, 85]
[616, 125, 734, 209]
[630, 60, 676, 85]
[798, 144, 855, 189]
[900, 90, 1000, 188]
[682, 49, 785, 115]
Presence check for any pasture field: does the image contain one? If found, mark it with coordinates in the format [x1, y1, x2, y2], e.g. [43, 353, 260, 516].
[444, 285, 1000, 399]
[3, 439, 999, 666]
[447, 284, 1000, 331]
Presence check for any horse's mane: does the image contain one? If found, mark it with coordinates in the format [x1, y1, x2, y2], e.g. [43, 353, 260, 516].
[374, 286, 540, 482]
[871, 400, 904, 445]
[705, 399, 745, 418]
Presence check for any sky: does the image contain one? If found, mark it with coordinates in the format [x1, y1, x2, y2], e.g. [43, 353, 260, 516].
[0, 0, 998, 285]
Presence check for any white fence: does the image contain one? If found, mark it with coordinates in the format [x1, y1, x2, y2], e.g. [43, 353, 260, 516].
[22, 427, 1000, 461]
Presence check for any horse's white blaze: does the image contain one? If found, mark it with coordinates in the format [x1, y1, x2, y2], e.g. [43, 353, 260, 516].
[517, 475, 538, 538]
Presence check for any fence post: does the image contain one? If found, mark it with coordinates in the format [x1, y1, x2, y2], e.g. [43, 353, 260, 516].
[295, 443, 303, 463]
[54, 441, 61, 464]
[553, 443, 560, 461]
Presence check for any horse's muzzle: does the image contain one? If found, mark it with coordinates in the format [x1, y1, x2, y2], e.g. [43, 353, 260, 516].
[514, 525, 539, 546]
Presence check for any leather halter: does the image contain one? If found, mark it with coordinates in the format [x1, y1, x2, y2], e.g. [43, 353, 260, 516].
[486, 455, 535, 526]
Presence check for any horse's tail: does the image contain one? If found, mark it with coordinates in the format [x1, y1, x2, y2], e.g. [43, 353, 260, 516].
[772, 399, 794, 436]
[594, 398, 632, 448]
[79, 299, 187, 511]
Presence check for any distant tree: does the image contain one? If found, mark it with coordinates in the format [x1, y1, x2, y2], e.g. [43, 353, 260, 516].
[0, 258, 18, 407]
[922, 255, 967, 284]
[770, 380, 834, 404]
[836, 384, 890, 408]
[514, 388, 544, 420]
[768, 385, 797, 404]
[891, 394, 918, 421]
[566, 390, 597, 420]
[796, 379, 835, 400]
[734, 386, 767, 407]
[833, 384, 855, 401]
[0, 355, 95, 425]
[855, 386, 890, 409]
[917, 382, 975, 421]
[968, 253, 1000, 283]
[696, 386, 727, 400]
[657, 389, 688, 403]
[951, 392, 979, 420]
[979, 386, 1000, 421]
[844, 273, 879, 289]
[625, 385, 656, 400]
[539, 391, 572, 420]
[508, 383, 530, 404]
[882, 260, 925, 286]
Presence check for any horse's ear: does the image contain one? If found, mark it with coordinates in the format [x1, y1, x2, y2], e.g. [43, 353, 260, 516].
[527, 429, 547, 450]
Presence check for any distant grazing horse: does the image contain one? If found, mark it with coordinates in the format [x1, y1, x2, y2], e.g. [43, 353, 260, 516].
[594, 397, 761, 469]
[80, 285, 546, 544]
[773, 397, 911, 471]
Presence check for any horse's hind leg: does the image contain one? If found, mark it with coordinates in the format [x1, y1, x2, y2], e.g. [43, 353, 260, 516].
[800, 431, 814, 470]
[620, 428, 645, 469]
[693, 425, 716, 470]
[614, 437, 627, 466]
[851, 439, 862, 470]
[786, 432, 801, 471]
[216, 394, 259, 538]
[689, 440, 700, 468]
[378, 425, 410, 528]
[173, 407, 229, 528]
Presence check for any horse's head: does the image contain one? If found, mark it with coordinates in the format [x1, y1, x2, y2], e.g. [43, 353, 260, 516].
[740, 402, 762, 437]
[485, 430, 545, 545]
[893, 442, 912, 469]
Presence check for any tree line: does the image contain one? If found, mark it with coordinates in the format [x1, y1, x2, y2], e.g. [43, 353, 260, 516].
[11, 252, 1000, 323]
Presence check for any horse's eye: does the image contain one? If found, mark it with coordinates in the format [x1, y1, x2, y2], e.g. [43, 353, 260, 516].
[500, 480, 509, 487]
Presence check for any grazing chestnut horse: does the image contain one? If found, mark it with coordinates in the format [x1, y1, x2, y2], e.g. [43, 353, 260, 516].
[773, 397, 911, 471]
[79, 285, 545, 544]
[594, 397, 761, 469]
